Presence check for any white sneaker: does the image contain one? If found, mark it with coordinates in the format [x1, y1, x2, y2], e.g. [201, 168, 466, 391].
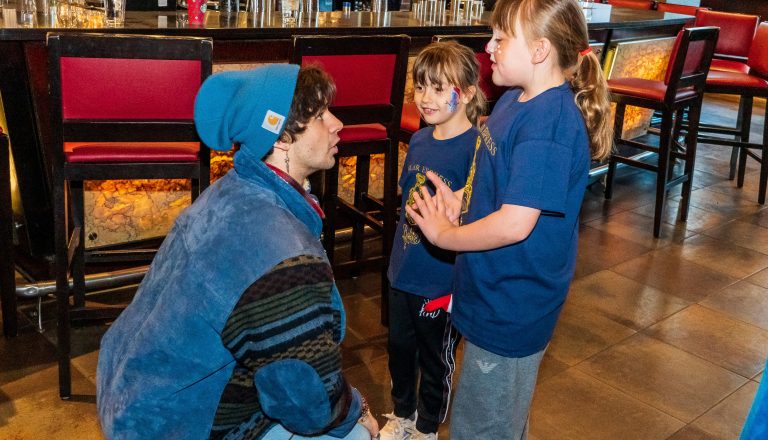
[379, 412, 417, 440]
[409, 431, 438, 440]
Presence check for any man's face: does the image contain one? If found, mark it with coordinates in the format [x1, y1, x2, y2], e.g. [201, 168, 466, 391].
[290, 109, 343, 177]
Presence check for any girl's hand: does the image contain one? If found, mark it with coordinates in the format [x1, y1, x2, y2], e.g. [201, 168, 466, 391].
[405, 184, 457, 248]
[425, 171, 463, 225]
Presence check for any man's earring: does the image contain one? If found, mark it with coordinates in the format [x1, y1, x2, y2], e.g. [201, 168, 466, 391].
[285, 150, 290, 174]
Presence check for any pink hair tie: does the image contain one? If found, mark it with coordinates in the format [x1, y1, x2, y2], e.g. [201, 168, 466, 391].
[579, 47, 593, 56]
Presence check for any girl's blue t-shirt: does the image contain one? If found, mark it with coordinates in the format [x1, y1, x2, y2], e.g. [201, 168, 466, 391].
[388, 125, 478, 298]
[452, 82, 590, 357]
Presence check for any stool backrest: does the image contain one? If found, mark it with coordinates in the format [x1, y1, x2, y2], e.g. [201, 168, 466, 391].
[747, 22, 768, 78]
[290, 35, 410, 134]
[47, 33, 213, 165]
[655, 3, 708, 15]
[433, 34, 508, 113]
[663, 26, 719, 102]
[606, 0, 654, 10]
[693, 10, 759, 60]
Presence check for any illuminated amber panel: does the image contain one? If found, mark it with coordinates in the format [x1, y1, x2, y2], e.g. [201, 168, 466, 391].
[604, 37, 676, 139]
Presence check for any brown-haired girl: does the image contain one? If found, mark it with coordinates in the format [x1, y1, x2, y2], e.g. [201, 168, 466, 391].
[382, 40, 484, 440]
[405, 0, 612, 438]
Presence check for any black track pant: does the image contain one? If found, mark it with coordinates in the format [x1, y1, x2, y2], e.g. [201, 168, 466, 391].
[387, 287, 461, 434]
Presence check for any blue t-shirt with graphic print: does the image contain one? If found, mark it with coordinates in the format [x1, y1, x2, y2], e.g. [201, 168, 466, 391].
[388, 125, 478, 299]
[452, 82, 590, 358]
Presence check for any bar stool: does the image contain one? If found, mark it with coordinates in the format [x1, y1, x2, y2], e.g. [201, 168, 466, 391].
[48, 33, 213, 399]
[0, 130, 15, 337]
[289, 35, 410, 283]
[605, 26, 719, 237]
[691, 10, 761, 181]
[699, 23, 768, 203]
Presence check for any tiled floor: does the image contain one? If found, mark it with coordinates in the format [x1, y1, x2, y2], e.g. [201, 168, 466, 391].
[1, 95, 766, 439]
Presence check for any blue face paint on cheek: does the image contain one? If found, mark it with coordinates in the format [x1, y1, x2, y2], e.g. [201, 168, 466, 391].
[447, 87, 460, 113]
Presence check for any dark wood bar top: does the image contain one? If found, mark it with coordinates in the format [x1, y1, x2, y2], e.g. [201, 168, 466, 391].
[0, 4, 694, 41]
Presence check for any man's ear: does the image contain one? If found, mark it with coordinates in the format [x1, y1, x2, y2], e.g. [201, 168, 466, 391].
[531, 38, 552, 64]
[272, 139, 290, 153]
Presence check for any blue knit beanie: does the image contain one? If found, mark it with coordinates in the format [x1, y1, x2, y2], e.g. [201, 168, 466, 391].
[194, 64, 300, 161]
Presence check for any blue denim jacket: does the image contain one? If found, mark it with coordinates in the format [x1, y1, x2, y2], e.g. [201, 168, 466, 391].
[96, 151, 353, 439]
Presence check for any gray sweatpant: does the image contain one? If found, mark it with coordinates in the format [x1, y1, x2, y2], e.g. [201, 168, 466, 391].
[450, 341, 545, 440]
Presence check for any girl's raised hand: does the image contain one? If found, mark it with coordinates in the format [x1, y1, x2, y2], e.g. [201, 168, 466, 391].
[425, 170, 463, 225]
[405, 184, 456, 248]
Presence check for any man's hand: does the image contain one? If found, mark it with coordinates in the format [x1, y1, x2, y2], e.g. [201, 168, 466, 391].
[359, 412, 379, 439]
[405, 183, 457, 248]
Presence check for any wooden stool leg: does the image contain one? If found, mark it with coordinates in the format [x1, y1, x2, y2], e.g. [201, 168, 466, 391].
[70, 181, 86, 309]
[654, 111, 674, 238]
[0, 135, 16, 338]
[737, 96, 754, 189]
[54, 178, 72, 399]
[351, 155, 371, 272]
[759, 102, 768, 205]
[680, 102, 701, 222]
[605, 103, 625, 200]
[323, 165, 340, 266]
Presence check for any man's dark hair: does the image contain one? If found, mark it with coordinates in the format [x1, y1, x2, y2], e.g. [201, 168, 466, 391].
[279, 65, 337, 143]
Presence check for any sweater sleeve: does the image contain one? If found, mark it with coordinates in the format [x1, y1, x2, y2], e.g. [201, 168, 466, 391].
[215, 254, 360, 438]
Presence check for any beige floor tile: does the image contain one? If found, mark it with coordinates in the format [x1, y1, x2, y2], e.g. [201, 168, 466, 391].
[689, 381, 759, 440]
[0, 364, 102, 439]
[745, 266, 768, 288]
[662, 234, 768, 279]
[529, 369, 684, 440]
[631, 195, 733, 234]
[537, 352, 571, 384]
[647, 305, 768, 378]
[576, 334, 747, 422]
[611, 250, 738, 303]
[704, 219, 768, 255]
[700, 281, 768, 331]
[686, 188, 764, 219]
[585, 210, 692, 249]
[574, 225, 652, 278]
[567, 270, 689, 330]
[547, 302, 636, 366]
[741, 207, 768, 230]
[666, 425, 728, 440]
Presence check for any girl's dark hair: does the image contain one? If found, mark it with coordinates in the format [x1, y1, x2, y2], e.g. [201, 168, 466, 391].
[279, 65, 337, 143]
[412, 41, 487, 125]
[491, 0, 612, 160]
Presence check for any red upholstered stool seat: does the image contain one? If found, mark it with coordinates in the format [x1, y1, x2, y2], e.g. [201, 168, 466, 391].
[64, 142, 200, 163]
[607, 77, 697, 102]
[710, 59, 751, 74]
[706, 71, 768, 90]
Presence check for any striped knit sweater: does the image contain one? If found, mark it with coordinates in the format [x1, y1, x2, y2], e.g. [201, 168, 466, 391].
[209, 255, 353, 439]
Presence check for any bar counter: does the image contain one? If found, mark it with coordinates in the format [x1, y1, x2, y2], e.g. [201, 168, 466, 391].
[0, 4, 693, 261]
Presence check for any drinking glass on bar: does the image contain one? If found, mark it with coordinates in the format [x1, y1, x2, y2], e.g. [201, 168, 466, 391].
[281, 0, 300, 25]
[103, 0, 125, 26]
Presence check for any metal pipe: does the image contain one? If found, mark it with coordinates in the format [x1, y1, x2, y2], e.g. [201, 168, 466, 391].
[15, 266, 149, 298]
[588, 151, 656, 179]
